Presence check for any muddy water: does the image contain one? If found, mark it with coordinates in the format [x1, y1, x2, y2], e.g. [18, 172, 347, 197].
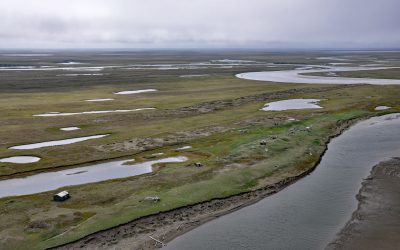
[165, 114, 400, 250]
[0, 156, 187, 198]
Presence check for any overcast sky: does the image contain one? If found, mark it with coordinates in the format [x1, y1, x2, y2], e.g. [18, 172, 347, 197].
[0, 0, 399, 49]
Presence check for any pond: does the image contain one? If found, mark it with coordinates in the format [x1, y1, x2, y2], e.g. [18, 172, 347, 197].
[9, 134, 109, 150]
[0, 156, 188, 198]
[261, 99, 322, 111]
[0, 156, 41, 164]
[34, 108, 155, 117]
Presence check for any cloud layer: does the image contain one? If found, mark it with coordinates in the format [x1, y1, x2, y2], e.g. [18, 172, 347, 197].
[0, 0, 399, 49]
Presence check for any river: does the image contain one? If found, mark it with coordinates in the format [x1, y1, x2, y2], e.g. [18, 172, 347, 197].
[165, 113, 400, 250]
[236, 66, 400, 85]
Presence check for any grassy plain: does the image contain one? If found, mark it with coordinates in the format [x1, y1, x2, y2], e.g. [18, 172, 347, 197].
[0, 51, 399, 249]
[307, 68, 400, 79]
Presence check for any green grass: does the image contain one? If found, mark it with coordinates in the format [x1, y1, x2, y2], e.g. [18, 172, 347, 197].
[0, 109, 387, 249]
[305, 68, 400, 80]
[1, 52, 400, 249]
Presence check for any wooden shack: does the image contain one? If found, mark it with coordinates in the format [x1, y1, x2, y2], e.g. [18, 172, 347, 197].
[53, 191, 70, 202]
[144, 196, 161, 202]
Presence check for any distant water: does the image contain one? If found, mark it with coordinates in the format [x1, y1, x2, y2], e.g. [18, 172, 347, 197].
[236, 66, 400, 85]
[85, 98, 114, 102]
[0, 156, 41, 164]
[114, 89, 157, 95]
[34, 108, 155, 117]
[165, 114, 400, 250]
[60, 127, 81, 131]
[261, 99, 322, 111]
[9, 134, 109, 149]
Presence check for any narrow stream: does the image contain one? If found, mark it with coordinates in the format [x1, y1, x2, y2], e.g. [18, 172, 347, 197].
[165, 113, 400, 250]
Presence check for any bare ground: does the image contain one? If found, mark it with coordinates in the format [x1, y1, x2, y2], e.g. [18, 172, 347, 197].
[327, 157, 400, 250]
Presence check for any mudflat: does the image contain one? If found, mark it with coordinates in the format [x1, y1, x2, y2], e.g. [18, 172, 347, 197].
[327, 158, 400, 250]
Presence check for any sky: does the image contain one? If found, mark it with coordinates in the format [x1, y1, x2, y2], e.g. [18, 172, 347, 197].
[0, 0, 399, 49]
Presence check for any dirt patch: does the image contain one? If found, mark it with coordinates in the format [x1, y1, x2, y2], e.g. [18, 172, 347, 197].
[326, 157, 400, 250]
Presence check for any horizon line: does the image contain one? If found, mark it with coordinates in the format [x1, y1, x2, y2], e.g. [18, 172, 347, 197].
[1, 47, 400, 52]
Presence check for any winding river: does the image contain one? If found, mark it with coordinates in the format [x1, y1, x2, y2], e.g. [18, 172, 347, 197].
[236, 66, 400, 85]
[165, 113, 400, 250]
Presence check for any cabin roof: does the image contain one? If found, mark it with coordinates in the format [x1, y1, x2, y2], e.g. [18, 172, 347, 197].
[55, 191, 69, 197]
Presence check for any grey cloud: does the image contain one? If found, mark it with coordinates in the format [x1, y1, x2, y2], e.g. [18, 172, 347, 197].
[0, 0, 399, 49]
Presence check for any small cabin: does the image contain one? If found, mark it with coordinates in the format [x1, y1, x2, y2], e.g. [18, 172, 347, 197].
[144, 196, 161, 202]
[53, 191, 70, 202]
[194, 162, 203, 168]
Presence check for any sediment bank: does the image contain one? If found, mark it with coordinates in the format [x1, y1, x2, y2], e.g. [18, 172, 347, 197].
[327, 158, 400, 250]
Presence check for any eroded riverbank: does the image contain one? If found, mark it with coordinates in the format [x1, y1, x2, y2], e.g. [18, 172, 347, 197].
[163, 113, 400, 250]
[162, 113, 400, 250]
[327, 158, 400, 250]
[52, 114, 365, 250]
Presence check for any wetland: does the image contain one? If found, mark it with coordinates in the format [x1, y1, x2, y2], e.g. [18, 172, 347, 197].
[0, 50, 399, 250]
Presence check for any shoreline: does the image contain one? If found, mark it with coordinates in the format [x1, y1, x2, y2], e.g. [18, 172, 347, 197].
[326, 157, 400, 250]
[52, 116, 364, 250]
